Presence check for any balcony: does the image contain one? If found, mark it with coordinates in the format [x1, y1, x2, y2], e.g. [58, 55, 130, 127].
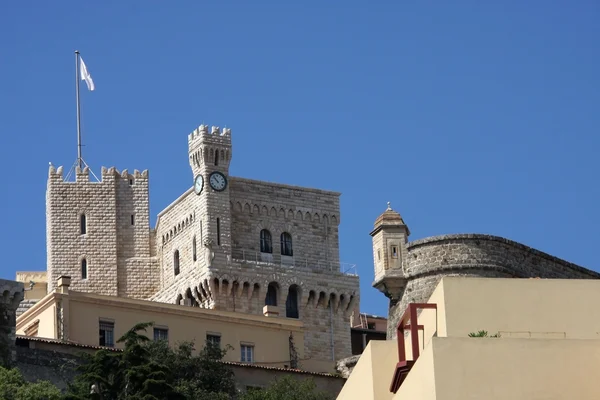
[230, 248, 357, 276]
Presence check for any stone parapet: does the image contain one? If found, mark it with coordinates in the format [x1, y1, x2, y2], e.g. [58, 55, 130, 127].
[385, 233, 600, 339]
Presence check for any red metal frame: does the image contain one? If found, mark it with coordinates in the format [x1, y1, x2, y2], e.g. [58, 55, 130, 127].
[390, 303, 437, 394]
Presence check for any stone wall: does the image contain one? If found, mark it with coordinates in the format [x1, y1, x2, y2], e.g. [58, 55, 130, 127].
[46, 166, 158, 299]
[386, 234, 600, 338]
[151, 123, 359, 364]
[227, 362, 345, 397]
[15, 344, 81, 390]
[155, 189, 204, 296]
[229, 177, 341, 270]
[0, 279, 24, 367]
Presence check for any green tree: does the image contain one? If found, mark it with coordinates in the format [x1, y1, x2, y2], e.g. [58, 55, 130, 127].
[145, 338, 237, 399]
[64, 322, 236, 400]
[240, 375, 333, 400]
[0, 366, 62, 400]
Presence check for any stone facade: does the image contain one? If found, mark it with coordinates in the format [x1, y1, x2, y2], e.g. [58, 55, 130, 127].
[46, 166, 159, 298]
[370, 206, 600, 339]
[42, 123, 360, 366]
[0, 279, 24, 367]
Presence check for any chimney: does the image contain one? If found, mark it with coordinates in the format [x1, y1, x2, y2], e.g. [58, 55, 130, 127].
[57, 276, 71, 294]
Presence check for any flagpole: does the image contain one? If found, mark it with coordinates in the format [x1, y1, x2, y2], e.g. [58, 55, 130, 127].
[75, 50, 83, 169]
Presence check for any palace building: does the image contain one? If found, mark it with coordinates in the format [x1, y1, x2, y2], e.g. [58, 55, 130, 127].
[17, 123, 360, 373]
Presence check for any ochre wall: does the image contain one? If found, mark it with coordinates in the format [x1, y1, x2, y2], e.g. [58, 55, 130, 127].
[66, 293, 305, 367]
[397, 337, 600, 400]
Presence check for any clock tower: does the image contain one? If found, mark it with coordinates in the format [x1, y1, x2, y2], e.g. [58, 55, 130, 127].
[188, 124, 232, 268]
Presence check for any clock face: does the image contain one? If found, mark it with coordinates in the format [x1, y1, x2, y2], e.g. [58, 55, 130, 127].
[194, 174, 204, 195]
[209, 171, 227, 192]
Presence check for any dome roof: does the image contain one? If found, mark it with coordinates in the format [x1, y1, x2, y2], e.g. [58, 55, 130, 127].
[374, 202, 408, 228]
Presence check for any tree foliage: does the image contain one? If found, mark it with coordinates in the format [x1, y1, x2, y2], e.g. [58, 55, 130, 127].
[239, 375, 333, 400]
[9, 321, 337, 399]
[0, 366, 62, 400]
[64, 321, 236, 399]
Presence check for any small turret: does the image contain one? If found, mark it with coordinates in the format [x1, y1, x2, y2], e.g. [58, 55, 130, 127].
[370, 202, 410, 301]
[188, 123, 232, 178]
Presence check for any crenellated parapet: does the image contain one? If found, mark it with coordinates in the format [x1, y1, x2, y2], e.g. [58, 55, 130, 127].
[188, 124, 232, 172]
[188, 124, 232, 144]
[47, 164, 149, 184]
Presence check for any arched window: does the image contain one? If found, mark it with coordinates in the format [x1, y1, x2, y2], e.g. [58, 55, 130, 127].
[174, 250, 180, 276]
[265, 282, 278, 306]
[80, 214, 87, 235]
[192, 236, 197, 262]
[280, 232, 293, 256]
[260, 229, 272, 253]
[286, 285, 299, 318]
[81, 258, 87, 279]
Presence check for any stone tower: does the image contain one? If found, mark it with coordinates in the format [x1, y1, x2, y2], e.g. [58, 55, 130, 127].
[188, 125, 233, 269]
[370, 202, 410, 304]
[45, 165, 158, 298]
[151, 122, 360, 367]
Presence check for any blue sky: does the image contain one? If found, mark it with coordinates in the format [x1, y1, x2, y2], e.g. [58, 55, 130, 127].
[1, 1, 598, 317]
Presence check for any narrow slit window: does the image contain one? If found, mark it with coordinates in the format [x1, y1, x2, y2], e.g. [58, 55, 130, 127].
[81, 258, 87, 279]
[80, 214, 87, 235]
[193, 236, 197, 262]
[392, 246, 398, 258]
[216, 218, 221, 246]
[131, 214, 135, 225]
[214, 149, 219, 166]
[174, 250, 180, 275]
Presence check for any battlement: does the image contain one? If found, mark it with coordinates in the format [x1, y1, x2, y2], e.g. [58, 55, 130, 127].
[47, 164, 149, 184]
[188, 124, 232, 147]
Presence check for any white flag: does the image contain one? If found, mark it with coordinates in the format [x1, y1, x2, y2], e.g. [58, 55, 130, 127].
[80, 57, 95, 91]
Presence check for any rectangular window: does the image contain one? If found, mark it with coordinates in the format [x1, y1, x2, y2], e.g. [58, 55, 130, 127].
[129, 179, 134, 186]
[99, 320, 114, 347]
[153, 327, 168, 342]
[131, 214, 135, 225]
[241, 344, 254, 363]
[216, 218, 221, 246]
[392, 246, 398, 258]
[207, 333, 221, 348]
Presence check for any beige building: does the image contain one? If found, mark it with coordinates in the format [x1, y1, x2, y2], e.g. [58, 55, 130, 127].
[17, 121, 360, 373]
[337, 276, 600, 399]
[17, 276, 332, 372]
